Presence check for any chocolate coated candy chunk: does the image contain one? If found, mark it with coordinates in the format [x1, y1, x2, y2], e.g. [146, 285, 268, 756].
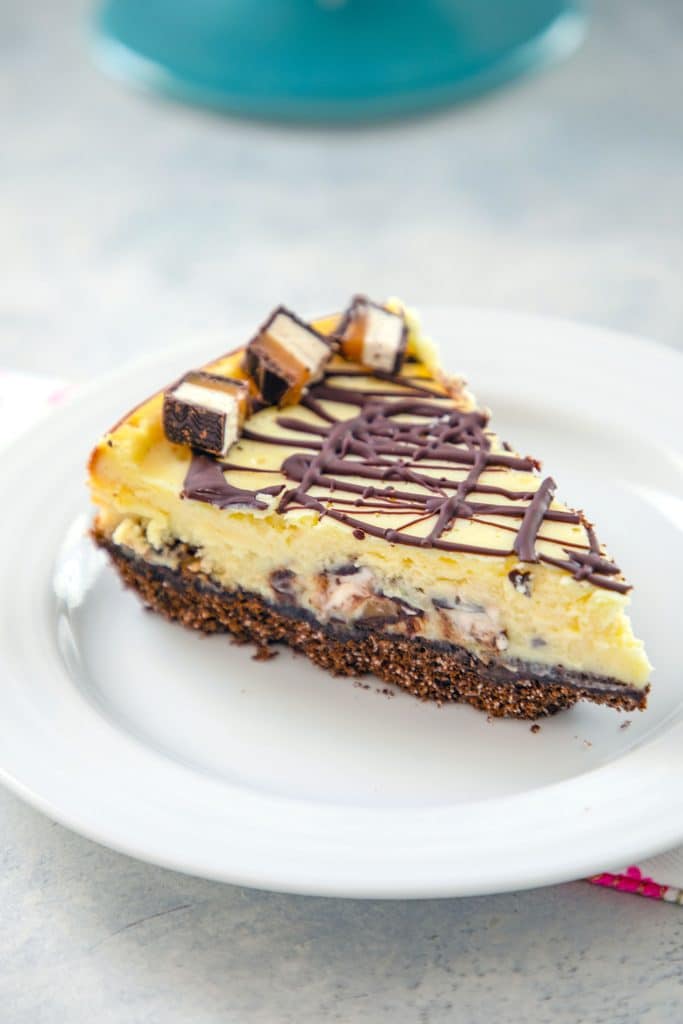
[269, 568, 297, 602]
[508, 569, 532, 597]
[336, 295, 408, 374]
[163, 371, 250, 456]
[245, 306, 332, 407]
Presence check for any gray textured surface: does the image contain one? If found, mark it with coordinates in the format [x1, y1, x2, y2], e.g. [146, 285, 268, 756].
[2, 0, 683, 1021]
[2, 796, 683, 1024]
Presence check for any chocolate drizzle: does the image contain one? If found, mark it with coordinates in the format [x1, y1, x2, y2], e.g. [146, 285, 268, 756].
[539, 524, 626, 593]
[513, 477, 556, 562]
[182, 454, 283, 509]
[182, 360, 630, 594]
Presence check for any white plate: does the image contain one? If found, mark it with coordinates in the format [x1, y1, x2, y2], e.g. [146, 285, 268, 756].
[1, 309, 682, 898]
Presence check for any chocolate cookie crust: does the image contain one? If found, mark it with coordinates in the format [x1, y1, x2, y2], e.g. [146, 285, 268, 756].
[94, 533, 647, 720]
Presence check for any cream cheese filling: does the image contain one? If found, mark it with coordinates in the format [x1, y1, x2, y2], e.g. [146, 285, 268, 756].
[96, 507, 650, 687]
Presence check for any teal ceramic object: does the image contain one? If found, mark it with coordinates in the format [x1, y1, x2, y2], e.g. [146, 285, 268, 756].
[92, 0, 585, 122]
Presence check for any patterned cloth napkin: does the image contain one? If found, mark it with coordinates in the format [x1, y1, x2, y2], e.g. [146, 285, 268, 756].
[1, 367, 680, 903]
[589, 859, 683, 904]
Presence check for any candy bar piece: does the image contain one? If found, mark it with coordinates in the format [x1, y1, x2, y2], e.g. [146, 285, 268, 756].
[163, 371, 250, 456]
[337, 296, 408, 374]
[245, 306, 332, 407]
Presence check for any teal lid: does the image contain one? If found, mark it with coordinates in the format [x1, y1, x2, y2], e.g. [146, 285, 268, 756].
[92, 0, 585, 122]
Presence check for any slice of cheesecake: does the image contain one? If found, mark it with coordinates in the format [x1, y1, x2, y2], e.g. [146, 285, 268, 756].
[88, 299, 651, 719]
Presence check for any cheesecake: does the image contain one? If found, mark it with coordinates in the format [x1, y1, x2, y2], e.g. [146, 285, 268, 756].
[88, 298, 651, 718]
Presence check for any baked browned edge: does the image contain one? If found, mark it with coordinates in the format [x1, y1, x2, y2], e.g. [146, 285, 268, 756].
[94, 532, 648, 720]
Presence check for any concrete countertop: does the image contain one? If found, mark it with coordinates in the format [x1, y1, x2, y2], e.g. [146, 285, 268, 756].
[1, 0, 682, 1020]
